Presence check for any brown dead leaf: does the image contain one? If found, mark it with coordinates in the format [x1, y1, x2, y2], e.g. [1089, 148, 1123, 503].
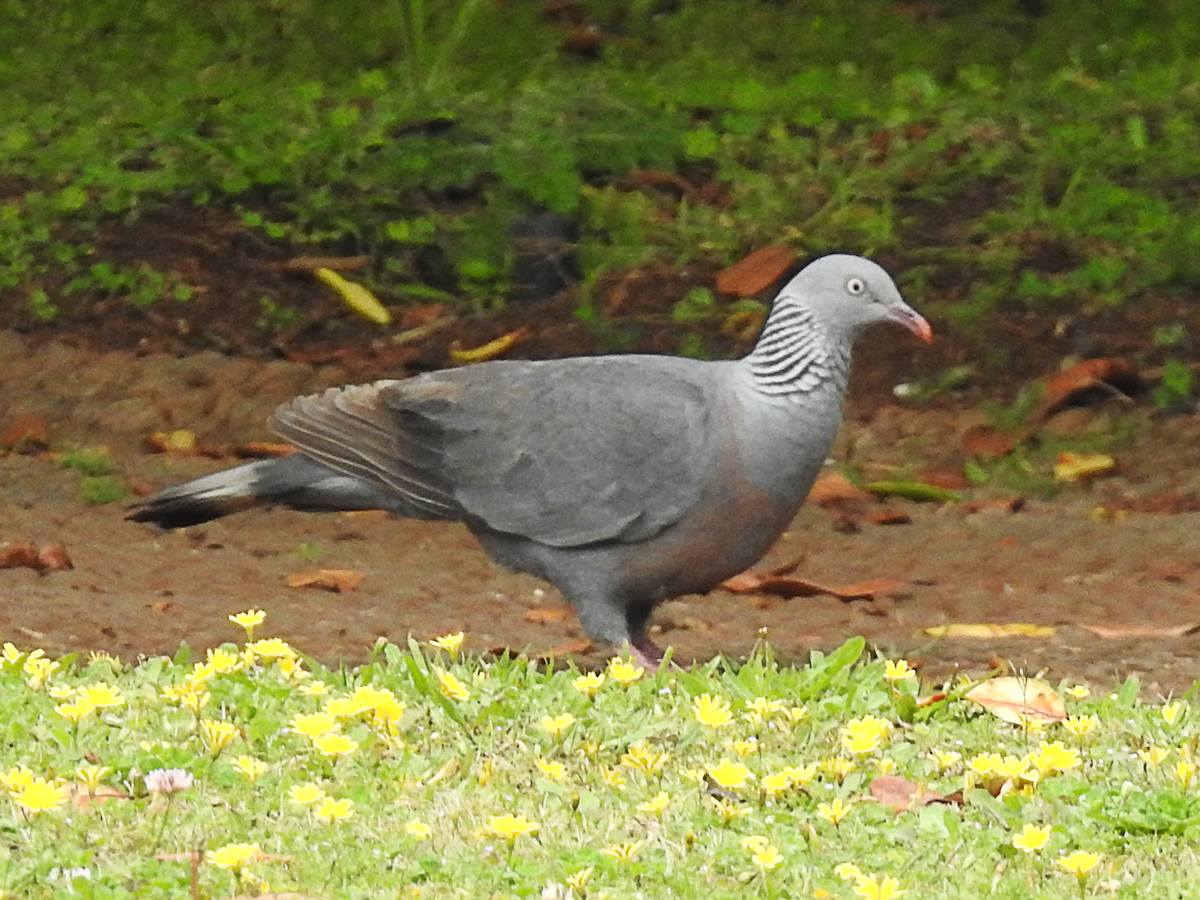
[524, 606, 571, 624]
[714, 245, 795, 297]
[925, 623, 1055, 639]
[864, 508, 911, 526]
[69, 782, 130, 809]
[961, 424, 1016, 459]
[236, 441, 297, 459]
[1079, 622, 1199, 639]
[1, 413, 49, 451]
[807, 471, 872, 507]
[281, 254, 371, 273]
[721, 572, 905, 601]
[869, 774, 953, 813]
[1054, 452, 1116, 483]
[449, 328, 532, 365]
[0, 541, 72, 574]
[285, 569, 364, 593]
[150, 600, 176, 613]
[550, 638, 594, 657]
[965, 676, 1066, 724]
[916, 468, 972, 491]
[1032, 357, 1141, 421]
[144, 429, 198, 453]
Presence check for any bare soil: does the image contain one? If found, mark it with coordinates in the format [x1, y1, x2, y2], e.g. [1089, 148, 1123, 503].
[4, 203, 1200, 694]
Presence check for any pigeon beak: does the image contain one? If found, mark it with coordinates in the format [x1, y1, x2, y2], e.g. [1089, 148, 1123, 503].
[888, 303, 934, 344]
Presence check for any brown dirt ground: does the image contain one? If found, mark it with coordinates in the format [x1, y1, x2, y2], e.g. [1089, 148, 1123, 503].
[4, 204, 1200, 694]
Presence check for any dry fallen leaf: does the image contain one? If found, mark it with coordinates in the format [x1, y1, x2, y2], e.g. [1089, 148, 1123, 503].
[145, 429, 198, 453]
[1032, 357, 1141, 421]
[0, 541, 73, 574]
[869, 774, 954, 813]
[924, 623, 1055, 639]
[714, 245, 795, 297]
[69, 782, 130, 809]
[449, 328, 532, 365]
[524, 606, 571, 624]
[285, 569, 364, 593]
[965, 676, 1066, 724]
[1079, 622, 1199, 639]
[961, 424, 1016, 459]
[315, 267, 392, 325]
[721, 572, 905, 601]
[1, 413, 49, 451]
[1054, 452, 1116, 483]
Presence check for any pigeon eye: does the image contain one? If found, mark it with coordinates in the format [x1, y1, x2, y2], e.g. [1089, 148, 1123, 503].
[845, 277, 866, 295]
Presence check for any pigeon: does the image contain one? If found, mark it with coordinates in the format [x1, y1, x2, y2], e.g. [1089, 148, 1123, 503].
[129, 254, 931, 665]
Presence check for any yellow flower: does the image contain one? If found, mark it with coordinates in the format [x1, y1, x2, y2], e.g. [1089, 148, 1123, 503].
[852, 873, 904, 900]
[600, 841, 643, 862]
[710, 798, 750, 821]
[1065, 684, 1090, 699]
[405, 818, 432, 840]
[312, 733, 359, 758]
[205, 842, 262, 870]
[1175, 760, 1197, 787]
[75, 764, 110, 790]
[229, 609, 266, 638]
[1138, 745, 1170, 766]
[299, 680, 331, 697]
[87, 649, 120, 667]
[1, 642, 23, 665]
[231, 756, 268, 782]
[206, 647, 244, 674]
[429, 631, 465, 654]
[728, 738, 759, 758]
[746, 696, 784, 719]
[277, 656, 308, 680]
[77, 682, 124, 710]
[486, 813, 539, 842]
[876, 757, 896, 775]
[968, 753, 1002, 777]
[286, 782, 326, 805]
[1012, 823, 1051, 853]
[607, 657, 644, 685]
[817, 798, 852, 826]
[314, 797, 355, 822]
[1028, 741, 1082, 775]
[290, 711, 341, 738]
[602, 768, 626, 788]
[200, 719, 238, 754]
[693, 694, 733, 728]
[186, 661, 218, 688]
[1062, 715, 1098, 737]
[621, 741, 669, 773]
[637, 791, 669, 815]
[11, 777, 68, 813]
[565, 867, 594, 891]
[573, 671, 605, 697]
[834, 863, 864, 881]
[246, 638, 296, 661]
[840, 716, 891, 755]
[785, 705, 809, 724]
[477, 758, 497, 786]
[1055, 850, 1101, 877]
[541, 713, 576, 738]
[706, 758, 753, 790]
[436, 669, 470, 702]
[993, 755, 1033, 782]
[49, 685, 75, 700]
[535, 758, 568, 781]
[786, 763, 817, 786]
[55, 701, 93, 723]
[818, 757, 855, 781]
[750, 842, 784, 870]
[761, 770, 793, 798]
[883, 659, 915, 682]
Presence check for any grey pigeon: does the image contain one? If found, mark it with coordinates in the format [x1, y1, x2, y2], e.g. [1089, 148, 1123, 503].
[129, 254, 931, 664]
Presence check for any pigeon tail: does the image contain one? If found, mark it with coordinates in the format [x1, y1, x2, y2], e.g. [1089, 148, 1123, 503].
[128, 455, 399, 528]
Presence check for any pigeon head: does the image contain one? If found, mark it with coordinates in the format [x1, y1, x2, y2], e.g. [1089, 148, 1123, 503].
[778, 253, 932, 344]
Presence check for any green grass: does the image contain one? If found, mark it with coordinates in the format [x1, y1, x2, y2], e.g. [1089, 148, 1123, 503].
[2, 1, 1200, 332]
[3, 624, 1200, 898]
